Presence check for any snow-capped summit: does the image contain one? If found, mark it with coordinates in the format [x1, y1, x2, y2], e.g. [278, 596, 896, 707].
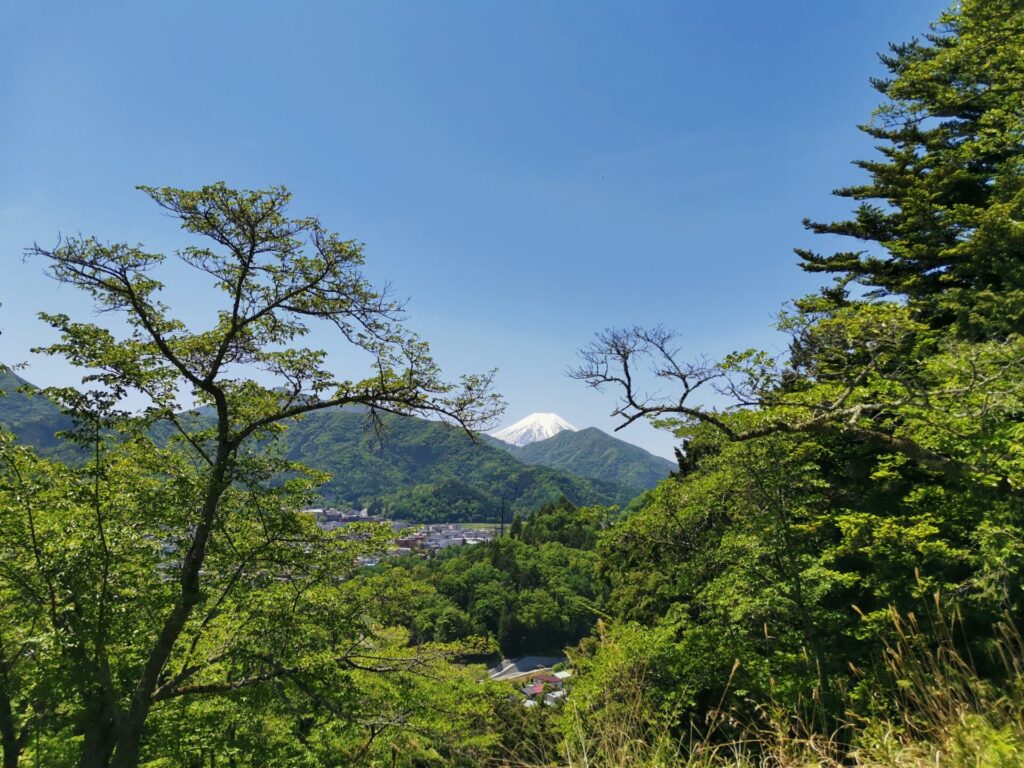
[490, 413, 577, 447]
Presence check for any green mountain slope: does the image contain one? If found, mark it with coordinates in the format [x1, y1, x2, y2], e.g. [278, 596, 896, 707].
[489, 426, 674, 493]
[0, 368, 75, 456]
[275, 409, 632, 521]
[0, 371, 634, 521]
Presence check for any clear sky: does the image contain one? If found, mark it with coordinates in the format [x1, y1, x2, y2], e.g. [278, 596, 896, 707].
[0, 0, 947, 458]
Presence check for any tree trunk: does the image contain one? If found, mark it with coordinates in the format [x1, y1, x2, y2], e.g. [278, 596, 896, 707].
[0, 702, 19, 768]
[109, 455, 232, 768]
[0, 713, 20, 768]
[76, 697, 117, 768]
[0, 646, 23, 768]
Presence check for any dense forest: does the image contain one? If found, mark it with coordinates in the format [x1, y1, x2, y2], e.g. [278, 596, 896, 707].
[381, 498, 607, 657]
[1, 1, 1023, 766]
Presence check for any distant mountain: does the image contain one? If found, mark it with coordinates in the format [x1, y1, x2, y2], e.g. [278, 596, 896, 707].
[275, 409, 632, 521]
[0, 371, 639, 522]
[493, 426, 675, 495]
[0, 368, 76, 457]
[490, 412, 576, 446]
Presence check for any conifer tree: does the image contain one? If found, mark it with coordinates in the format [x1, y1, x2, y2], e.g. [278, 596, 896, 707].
[798, 0, 1024, 338]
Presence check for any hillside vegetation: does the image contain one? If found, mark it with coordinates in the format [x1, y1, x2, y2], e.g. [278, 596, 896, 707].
[492, 426, 674, 495]
[277, 408, 635, 520]
[0, 368, 75, 457]
[1, 2, 1023, 766]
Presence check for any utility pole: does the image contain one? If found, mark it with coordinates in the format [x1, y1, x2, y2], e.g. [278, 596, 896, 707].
[499, 493, 506, 538]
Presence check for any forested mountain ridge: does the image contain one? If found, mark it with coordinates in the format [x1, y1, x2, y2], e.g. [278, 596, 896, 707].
[489, 426, 674, 494]
[0, 370, 634, 521]
[0, 367, 74, 456]
[275, 408, 634, 520]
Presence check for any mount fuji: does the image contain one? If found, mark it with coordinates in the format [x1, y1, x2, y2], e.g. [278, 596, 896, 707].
[486, 413, 675, 493]
[489, 412, 577, 447]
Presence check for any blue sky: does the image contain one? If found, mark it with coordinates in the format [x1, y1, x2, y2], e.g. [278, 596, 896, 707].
[0, 0, 946, 458]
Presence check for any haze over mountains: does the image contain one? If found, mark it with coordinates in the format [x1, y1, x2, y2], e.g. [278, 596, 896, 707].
[0, 370, 675, 521]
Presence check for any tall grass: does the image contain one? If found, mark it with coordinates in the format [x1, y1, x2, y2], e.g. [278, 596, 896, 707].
[498, 600, 1024, 767]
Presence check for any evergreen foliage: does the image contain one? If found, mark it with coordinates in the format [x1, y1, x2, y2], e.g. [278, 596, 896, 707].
[797, 0, 1024, 338]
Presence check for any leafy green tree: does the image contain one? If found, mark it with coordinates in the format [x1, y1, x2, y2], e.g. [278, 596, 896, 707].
[594, 423, 996, 727]
[520, 496, 607, 548]
[7, 183, 500, 768]
[0, 437, 65, 768]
